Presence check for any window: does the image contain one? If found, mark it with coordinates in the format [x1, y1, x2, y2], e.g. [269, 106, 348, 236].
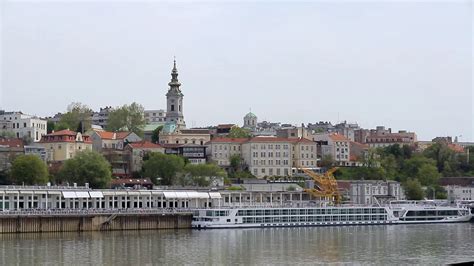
[171, 105, 175, 111]
[23, 122, 27, 127]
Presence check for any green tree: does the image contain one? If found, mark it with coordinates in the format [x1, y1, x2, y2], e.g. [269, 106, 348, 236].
[56, 102, 93, 133]
[106, 102, 146, 136]
[142, 153, 185, 185]
[319, 154, 334, 168]
[151, 125, 163, 144]
[229, 154, 243, 172]
[228, 126, 251, 138]
[58, 150, 112, 188]
[47, 121, 56, 134]
[404, 178, 424, 200]
[415, 164, 440, 186]
[184, 163, 226, 178]
[10, 155, 49, 185]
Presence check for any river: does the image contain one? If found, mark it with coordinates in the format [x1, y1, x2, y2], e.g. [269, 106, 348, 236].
[0, 223, 472, 265]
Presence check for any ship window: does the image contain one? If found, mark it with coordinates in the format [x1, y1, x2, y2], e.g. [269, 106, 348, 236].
[227, 219, 231, 222]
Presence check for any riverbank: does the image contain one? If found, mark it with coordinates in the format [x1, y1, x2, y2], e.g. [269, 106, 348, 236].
[0, 211, 192, 233]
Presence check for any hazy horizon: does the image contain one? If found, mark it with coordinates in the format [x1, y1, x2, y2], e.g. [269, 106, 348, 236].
[1, 1, 472, 141]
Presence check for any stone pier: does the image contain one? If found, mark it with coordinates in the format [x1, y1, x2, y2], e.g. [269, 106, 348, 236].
[0, 213, 192, 233]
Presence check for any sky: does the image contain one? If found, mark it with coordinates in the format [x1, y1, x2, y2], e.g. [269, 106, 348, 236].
[0, 1, 472, 141]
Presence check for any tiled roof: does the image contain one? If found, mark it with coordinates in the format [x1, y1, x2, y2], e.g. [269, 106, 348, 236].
[95, 131, 131, 140]
[350, 141, 369, 149]
[46, 129, 77, 136]
[291, 138, 314, 144]
[207, 137, 249, 144]
[448, 144, 464, 153]
[439, 177, 474, 186]
[248, 137, 295, 143]
[0, 138, 24, 148]
[127, 141, 163, 149]
[328, 133, 349, 142]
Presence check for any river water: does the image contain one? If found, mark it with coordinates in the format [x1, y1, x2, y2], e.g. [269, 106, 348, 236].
[0, 223, 472, 265]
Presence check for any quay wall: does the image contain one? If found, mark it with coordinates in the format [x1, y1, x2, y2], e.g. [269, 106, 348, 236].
[0, 213, 192, 233]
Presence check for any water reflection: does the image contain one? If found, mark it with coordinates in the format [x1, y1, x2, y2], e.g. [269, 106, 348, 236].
[0, 224, 472, 265]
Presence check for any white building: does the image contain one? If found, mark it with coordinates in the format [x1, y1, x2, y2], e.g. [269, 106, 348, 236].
[206, 137, 248, 168]
[348, 180, 404, 205]
[312, 133, 351, 166]
[91, 106, 113, 129]
[0, 111, 47, 142]
[145, 109, 166, 123]
[446, 185, 474, 201]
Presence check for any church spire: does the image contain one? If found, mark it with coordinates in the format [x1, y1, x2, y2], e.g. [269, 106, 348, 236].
[168, 57, 181, 88]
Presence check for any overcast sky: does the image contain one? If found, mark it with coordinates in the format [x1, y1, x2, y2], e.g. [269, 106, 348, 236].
[0, 1, 472, 141]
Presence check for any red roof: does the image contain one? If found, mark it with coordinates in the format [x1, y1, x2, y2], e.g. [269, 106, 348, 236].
[46, 129, 77, 136]
[291, 138, 314, 144]
[208, 137, 249, 144]
[128, 141, 163, 149]
[95, 131, 131, 140]
[329, 133, 350, 142]
[448, 144, 464, 153]
[0, 138, 24, 148]
[248, 137, 296, 143]
[350, 141, 369, 149]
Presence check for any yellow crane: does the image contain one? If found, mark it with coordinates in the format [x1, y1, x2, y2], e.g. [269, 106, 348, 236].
[302, 167, 341, 204]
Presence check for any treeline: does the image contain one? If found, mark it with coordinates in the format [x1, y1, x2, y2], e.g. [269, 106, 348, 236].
[49, 102, 147, 136]
[334, 143, 474, 200]
[1, 151, 228, 188]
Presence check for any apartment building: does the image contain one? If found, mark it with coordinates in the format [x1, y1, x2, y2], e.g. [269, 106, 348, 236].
[0, 111, 47, 142]
[312, 133, 351, 166]
[365, 126, 417, 148]
[242, 137, 294, 178]
[206, 138, 248, 167]
[144, 109, 166, 123]
[38, 130, 92, 161]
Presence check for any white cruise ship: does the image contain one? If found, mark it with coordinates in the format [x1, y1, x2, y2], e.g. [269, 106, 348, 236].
[191, 201, 472, 229]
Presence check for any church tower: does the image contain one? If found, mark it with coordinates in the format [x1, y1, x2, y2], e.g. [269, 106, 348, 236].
[165, 59, 186, 128]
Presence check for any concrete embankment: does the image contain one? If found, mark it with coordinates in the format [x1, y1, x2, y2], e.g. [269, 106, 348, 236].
[0, 213, 192, 233]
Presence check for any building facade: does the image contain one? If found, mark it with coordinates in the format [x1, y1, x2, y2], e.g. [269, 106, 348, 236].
[348, 180, 404, 204]
[365, 126, 417, 148]
[145, 109, 166, 123]
[38, 130, 92, 161]
[207, 138, 248, 168]
[0, 111, 47, 142]
[312, 133, 351, 166]
[91, 106, 113, 129]
[90, 130, 142, 152]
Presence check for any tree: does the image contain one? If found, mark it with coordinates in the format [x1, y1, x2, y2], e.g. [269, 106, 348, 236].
[106, 102, 146, 136]
[184, 163, 226, 178]
[58, 150, 112, 188]
[404, 178, 424, 200]
[151, 125, 163, 144]
[228, 126, 251, 138]
[319, 154, 334, 168]
[142, 153, 185, 185]
[229, 154, 243, 172]
[47, 121, 56, 134]
[56, 102, 93, 133]
[416, 164, 439, 186]
[10, 155, 49, 185]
